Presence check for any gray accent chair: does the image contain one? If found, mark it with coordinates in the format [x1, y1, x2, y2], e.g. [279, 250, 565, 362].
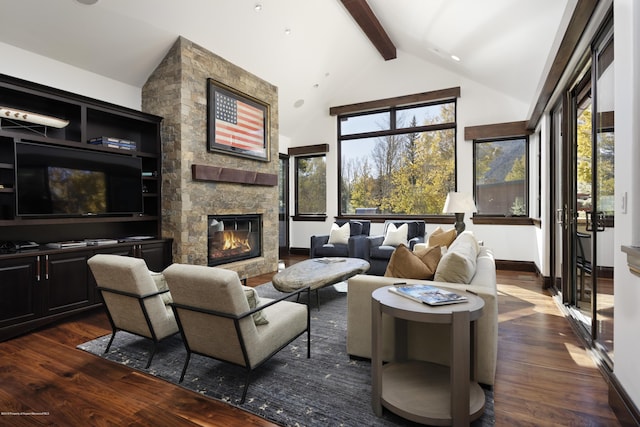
[163, 263, 310, 404]
[364, 220, 426, 275]
[87, 254, 179, 368]
[310, 219, 371, 259]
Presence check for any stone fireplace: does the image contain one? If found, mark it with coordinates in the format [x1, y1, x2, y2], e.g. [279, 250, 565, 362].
[141, 36, 279, 278]
[208, 214, 262, 266]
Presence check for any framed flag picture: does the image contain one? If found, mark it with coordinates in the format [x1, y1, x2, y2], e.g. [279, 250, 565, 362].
[207, 78, 270, 161]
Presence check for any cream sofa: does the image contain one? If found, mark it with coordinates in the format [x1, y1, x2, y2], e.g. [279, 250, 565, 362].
[346, 235, 498, 386]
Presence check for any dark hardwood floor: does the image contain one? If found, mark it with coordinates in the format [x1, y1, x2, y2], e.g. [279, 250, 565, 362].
[0, 255, 621, 426]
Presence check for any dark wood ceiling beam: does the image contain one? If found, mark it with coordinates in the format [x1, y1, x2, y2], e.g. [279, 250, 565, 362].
[340, 0, 396, 60]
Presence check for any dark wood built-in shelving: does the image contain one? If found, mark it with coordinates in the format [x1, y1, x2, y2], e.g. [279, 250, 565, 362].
[0, 74, 172, 342]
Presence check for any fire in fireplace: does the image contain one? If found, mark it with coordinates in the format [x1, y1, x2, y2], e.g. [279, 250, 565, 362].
[208, 214, 262, 266]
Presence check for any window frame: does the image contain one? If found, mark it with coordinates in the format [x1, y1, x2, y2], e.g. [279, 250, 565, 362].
[472, 135, 530, 218]
[336, 97, 458, 219]
[292, 153, 327, 222]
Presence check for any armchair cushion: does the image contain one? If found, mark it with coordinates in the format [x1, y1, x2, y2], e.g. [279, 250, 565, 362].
[150, 271, 173, 305]
[328, 222, 350, 245]
[382, 223, 408, 246]
[242, 286, 269, 325]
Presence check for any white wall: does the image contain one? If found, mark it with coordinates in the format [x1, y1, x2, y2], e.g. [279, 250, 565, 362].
[287, 50, 539, 263]
[0, 42, 141, 110]
[613, 0, 640, 409]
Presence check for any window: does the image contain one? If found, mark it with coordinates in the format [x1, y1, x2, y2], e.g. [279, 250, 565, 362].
[338, 99, 456, 216]
[474, 137, 528, 216]
[294, 154, 326, 218]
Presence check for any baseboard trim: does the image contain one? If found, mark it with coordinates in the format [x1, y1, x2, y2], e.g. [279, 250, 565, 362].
[495, 259, 537, 272]
[288, 247, 309, 256]
[609, 373, 640, 426]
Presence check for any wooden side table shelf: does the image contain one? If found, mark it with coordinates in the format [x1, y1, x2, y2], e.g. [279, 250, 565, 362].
[371, 286, 486, 426]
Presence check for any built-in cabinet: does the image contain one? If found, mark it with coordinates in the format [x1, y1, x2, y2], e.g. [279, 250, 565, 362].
[0, 74, 172, 341]
[0, 239, 172, 341]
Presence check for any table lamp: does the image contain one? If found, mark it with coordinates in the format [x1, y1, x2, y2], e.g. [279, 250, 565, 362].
[443, 192, 477, 234]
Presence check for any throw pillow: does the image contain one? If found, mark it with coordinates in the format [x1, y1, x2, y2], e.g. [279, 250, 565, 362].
[150, 271, 173, 305]
[413, 245, 443, 279]
[428, 227, 457, 248]
[433, 234, 478, 284]
[382, 223, 408, 246]
[242, 286, 269, 325]
[385, 244, 436, 279]
[328, 222, 350, 245]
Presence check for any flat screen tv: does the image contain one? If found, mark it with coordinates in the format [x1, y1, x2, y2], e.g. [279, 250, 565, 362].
[15, 141, 143, 217]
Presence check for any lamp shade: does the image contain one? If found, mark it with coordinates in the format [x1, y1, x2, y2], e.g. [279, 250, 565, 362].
[443, 192, 477, 214]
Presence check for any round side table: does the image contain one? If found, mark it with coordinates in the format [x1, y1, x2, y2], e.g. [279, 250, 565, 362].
[371, 285, 485, 426]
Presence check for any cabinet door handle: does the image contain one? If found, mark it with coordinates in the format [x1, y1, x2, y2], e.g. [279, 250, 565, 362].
[45, 255, 49, 280]
[36, 255, 41, 282]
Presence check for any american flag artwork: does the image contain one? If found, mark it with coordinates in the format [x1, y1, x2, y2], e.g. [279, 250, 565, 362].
[214, 91, 265, 153]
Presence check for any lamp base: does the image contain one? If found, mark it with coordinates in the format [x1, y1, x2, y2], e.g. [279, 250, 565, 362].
[454, 212, 466, 235]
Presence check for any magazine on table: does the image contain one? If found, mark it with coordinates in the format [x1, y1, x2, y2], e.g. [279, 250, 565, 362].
[389, 283, 468, 306]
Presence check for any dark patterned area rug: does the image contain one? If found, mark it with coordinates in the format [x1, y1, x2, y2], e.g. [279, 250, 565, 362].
[78, 282, 494, 427]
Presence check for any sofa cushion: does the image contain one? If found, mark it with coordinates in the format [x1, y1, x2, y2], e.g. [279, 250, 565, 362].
[328, 222, 350, 245]
[384, 244, 442, 280]
[428, 226, 457, 248]
[433, 231, 479, 284]
[382, 222, 408, 246]
[413, 245, 443, 277]
[242, 286, 269, 325]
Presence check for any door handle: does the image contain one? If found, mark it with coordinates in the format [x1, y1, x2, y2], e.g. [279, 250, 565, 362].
[556, 209, 563, 224]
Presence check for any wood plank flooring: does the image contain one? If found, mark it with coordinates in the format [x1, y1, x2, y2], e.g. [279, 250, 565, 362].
[0, 256, 622, 426]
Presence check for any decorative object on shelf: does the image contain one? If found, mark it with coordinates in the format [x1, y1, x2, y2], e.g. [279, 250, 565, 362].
[88, 136, 137, 151]
[443, 191, 477, 234]
[207, 78, 269, 161]
[0, 106, 69, 136]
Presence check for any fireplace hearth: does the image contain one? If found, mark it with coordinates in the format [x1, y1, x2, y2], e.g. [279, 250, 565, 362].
[208, 214, 262, 267]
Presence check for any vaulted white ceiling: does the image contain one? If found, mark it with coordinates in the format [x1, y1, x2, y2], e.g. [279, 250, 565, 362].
[0, 0, 574, 142]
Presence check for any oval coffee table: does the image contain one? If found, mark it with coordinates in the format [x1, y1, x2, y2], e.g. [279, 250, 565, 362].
[272, 257, 370, 308]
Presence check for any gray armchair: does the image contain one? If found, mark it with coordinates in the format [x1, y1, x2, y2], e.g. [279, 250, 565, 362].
[364, 220, 426, 275]
[87, 254, 179, 368]
[163, 263, 310, 404]
[310, 219, 371, 259]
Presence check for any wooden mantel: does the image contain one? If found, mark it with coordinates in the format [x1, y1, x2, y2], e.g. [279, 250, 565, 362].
[191, 164, 278, 186]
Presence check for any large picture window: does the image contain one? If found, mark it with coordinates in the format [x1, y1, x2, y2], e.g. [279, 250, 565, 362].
[338, 99, 456, 216]
[474, 137, 528, 216]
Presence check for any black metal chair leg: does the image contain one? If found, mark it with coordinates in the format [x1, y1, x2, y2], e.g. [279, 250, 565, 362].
[240, 372, 252, 404]
[104, 331, 117, 354]
[145, 342, 158, 369]
[179, 352, 192, 383]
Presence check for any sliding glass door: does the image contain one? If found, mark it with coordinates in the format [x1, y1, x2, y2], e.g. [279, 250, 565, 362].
[555, 18, 614, 367]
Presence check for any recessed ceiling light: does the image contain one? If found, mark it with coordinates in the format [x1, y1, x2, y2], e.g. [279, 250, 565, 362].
[313, 83, 319, 89]
[451, 54, 461, 62]
[294, 99, 305, 108]
[254, 3, 262, 12]
[284, 28, 292, 36]
[76, 0, 99, 4]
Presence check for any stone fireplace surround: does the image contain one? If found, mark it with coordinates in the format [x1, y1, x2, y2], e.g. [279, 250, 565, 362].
[141, 36, 279, 279]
